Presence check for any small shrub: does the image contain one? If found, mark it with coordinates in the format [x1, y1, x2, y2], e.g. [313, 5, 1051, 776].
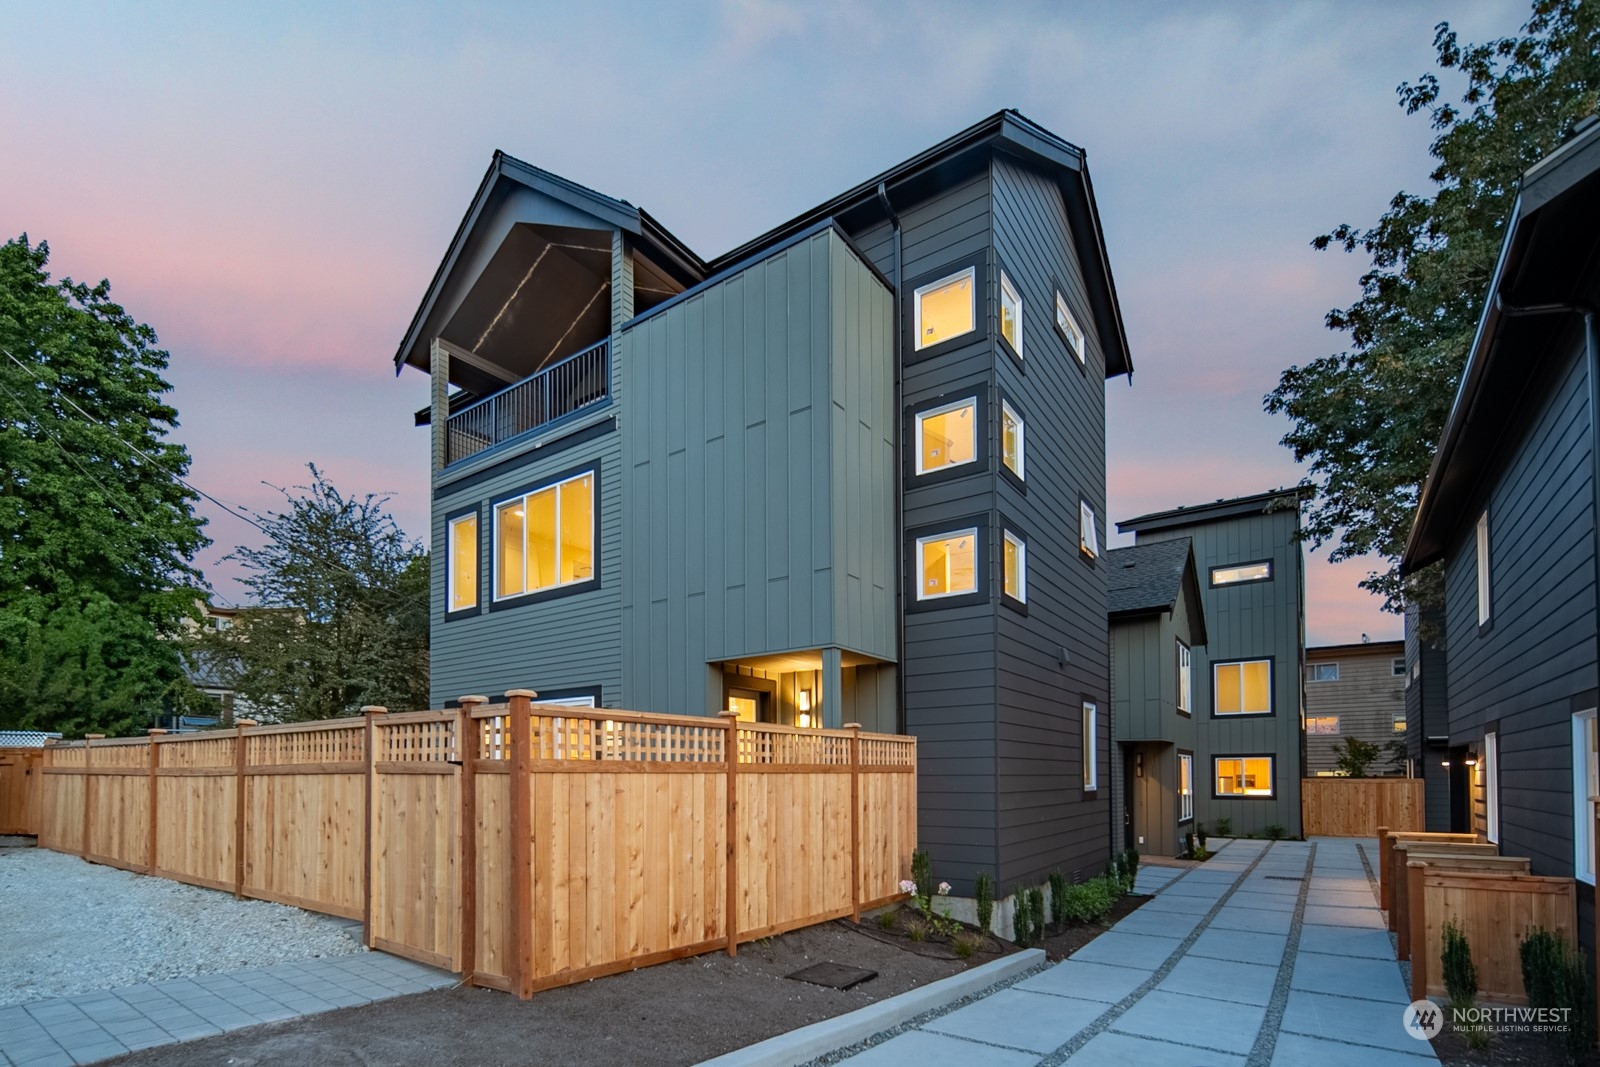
[1519, 927, 1595, 1063]
[975, 871, 995, 932]
[1521, 926, 1564, 1012]
[904, 916, 929, 943]
[1123, 848, 1139, 887]
[911, 850, 933, 903]
[1214, 817, 1232, 837]
[1010, 886, 1038, 947]
[1264, 823, 1287, 841]
[875, 910, 898, 932]
[1048, 871, 1068, 927]
[952, 930, 984, 959]
[1443, 919, 1488, 1051]
[1027, 886, 1045, 939]
[1182, 831, 1194, 858]
[1196, 823, 1208, 851]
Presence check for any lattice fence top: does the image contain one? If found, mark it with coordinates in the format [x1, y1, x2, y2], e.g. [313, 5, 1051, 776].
[0, 731, 61, 748]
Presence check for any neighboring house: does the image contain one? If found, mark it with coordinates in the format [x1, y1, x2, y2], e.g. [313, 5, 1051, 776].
[1107, 538, 1207, 858]
[1404, 605, 1452, 831]
[1117, 490, 1307, 837]
[1401, 117, 1600, 955]
[185, 604, 241, 720]
[393, 111, 1134, 893]
[1303, 640, 1406, 776]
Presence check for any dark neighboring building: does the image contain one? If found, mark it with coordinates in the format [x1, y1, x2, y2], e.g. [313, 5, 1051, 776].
[1118, 490, 1307, 838]
[393, 111, 1134, 895]
[1403, 117, 1600, 955]
[1404, 605, 1451, 831]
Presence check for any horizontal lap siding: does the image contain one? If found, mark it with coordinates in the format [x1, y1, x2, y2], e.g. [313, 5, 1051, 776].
[991, 156, 1109, 887]
[1304, 649, 1405, 774]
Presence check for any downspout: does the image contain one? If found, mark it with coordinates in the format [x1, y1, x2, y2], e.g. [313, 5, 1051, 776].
[877, 182, 906, 734]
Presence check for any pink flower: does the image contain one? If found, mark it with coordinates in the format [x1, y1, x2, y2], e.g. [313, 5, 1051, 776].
[937, 881, 952, 895]
[899, 879, 916, 895]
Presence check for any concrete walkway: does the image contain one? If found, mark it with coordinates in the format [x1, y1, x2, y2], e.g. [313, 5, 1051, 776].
[834, 837, 1435, 1066]
[0, 952, 457, 1066]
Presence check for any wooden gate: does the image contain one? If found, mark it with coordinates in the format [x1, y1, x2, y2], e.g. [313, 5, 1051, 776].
[0, 748, 43, 835]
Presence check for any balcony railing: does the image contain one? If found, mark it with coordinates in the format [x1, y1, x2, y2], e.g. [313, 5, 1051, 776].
[445, 339, 609, 466]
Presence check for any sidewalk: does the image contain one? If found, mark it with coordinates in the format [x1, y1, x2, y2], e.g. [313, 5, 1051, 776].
[830, 837, 1434, 1066]
[0, 952, 456, 1066]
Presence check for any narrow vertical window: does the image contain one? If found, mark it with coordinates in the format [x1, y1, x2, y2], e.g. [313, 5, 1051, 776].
[914, 267, 976, 351]
[1483, 731, 1499, 844]
[447, 513, 478, 613]
[914, 398, 978, 475]
[1079, 501, 1099, 559]
[999, 271, 1022, 358]
[1003, 530, 1026, 603]
[1082, 702, 1098, 791]
[1476, 510, 1491, 625]
[1177, 640, 1191, 714]
[1178, 753, 1194, 822]
[1574, 710, 1597, 883]
[1001, 400, 1025, 480]
[1056, 291, 1085, 364]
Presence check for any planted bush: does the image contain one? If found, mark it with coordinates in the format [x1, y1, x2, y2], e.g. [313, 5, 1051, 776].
[1048, 871, 1068, 927]
[1264, 823, 1287, 841]
[1214, 817, 1232, 837]
[911, 850, 933, 902]
[975, 871, 995, 933]
[1519, 927, 1594, 1063]
[1443, 919, 1487, 1051]
[1011, 885, 1041, 947]
[1123, 848, 1140, 886]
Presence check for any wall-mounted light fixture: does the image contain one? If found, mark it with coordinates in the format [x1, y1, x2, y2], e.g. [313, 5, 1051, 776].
[1441, 760, 1452, 768]
[1135, 751, 1144, 777]
[1464, 752, 1479, 767]
[798, 689, 812, 712]
[797, 689, 813, 729]
[797, 713, 812, 729]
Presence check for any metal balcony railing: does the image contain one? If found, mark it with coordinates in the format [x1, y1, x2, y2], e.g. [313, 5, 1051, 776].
[444, 339, 609, 466]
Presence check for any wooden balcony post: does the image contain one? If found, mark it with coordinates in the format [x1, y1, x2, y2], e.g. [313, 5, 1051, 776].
[430, 339, 449, 471]
[845, 723, 862, 922]
[82, 734, 103, 859]
[362, 706, 387, 947]
[506, 689, 536, 999]
[720, 710, 740, 956]
[457, 695, 489, 986]
[147, 729, 166, 874]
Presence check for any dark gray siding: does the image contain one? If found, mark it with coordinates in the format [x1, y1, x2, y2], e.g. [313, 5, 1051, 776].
[1442, 333, 1596, 897]
[618, 228, 896, 718]
[1405, 605, 1451, 830]
[1138, 508, 1304, 836]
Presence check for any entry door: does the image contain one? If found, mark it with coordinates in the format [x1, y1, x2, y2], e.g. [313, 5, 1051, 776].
[726, 688, 769, 723]
[1122, 750, 1136, 851]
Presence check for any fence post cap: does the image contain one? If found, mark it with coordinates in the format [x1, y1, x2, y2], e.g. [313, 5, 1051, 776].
[236, 719, 258, 728]
[843, 722, 863, 730]
[458, 695, 490, 706]
[85, 734, 105, 740]
[360, 705, 388, 715]
[716, 710, 740, 719]
[148, 729, 168, 736]
[504, 689, 538, 699]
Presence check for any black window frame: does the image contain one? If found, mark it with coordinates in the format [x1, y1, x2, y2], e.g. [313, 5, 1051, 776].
[1209, 559, 1274, 588]
[996, 387, 1027, 493]
[487, 462, 603, 613]
[905, 516, 988, 613]
[1211, 753, 1278, 801]
[995, 256, 1024, 368]
[904, 390, 987, 487]
[1210, 655, 1276, 719]
[903, 256, 988, 365]
[998, 514, 1029, 615]
[443, 503, 483, 623]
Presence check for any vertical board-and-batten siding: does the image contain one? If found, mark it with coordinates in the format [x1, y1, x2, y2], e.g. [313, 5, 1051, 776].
[1443, 334, 1597, 895]
[618, 228, 896, 718]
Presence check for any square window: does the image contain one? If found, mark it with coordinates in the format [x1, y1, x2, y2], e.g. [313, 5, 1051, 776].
[1214, 659, 1272, 715]
[999, 271, 1022, 358]
[914, 398, 978, 475]
[1307, 715, 1340, 735]
[916, 529, 978, 600]
[494, 471, 597, 601]
[1306, 663, 1339, 683]
[1215, 755, 1274, 797]
[914, 268, 976, 351]
[1003, 530, 1026, 602]
[1211, 561, 1272, 586]
[1177, 641, 1192, 713]
[1178, 753, 1194, 822]
[448, 513, 478, 613]
[1079, 501, 1099, 559]
[1055, 291, 1085, 364]
[1001, 400, 1025, 480]
[1082, 702, 1098, 790]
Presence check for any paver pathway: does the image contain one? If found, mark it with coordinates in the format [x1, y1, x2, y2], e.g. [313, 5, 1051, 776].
[834, 837, 1436, 1066]
[0, 951, 456, 1066]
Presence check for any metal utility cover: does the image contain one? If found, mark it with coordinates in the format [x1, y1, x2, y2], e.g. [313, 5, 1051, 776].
[786, 962, 878, 990]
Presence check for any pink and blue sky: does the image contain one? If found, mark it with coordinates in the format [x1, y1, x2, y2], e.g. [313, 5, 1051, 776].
[2, 0, 1527, 644]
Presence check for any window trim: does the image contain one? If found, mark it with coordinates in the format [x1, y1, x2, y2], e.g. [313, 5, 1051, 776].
[1002, 527, 1028, 608]
[913, 526, 981, 603]
[1476, 510, 1492, 628]
[998, 269, 1023, 363]
[1178, 751, 1194, 823]
[1391, 657, 1407, 677]
[999, 396, 1026, 486]
[911, 395, 981, 478]
[1079, 499, 1100, 560]
[1055, 289, 1085, 366]
[1209, 559, 1274, 587]
[1082, 701, 1099, 793]
[1483, 730, 1499, 844]
[907, 260, 984, 359]
[1212, 657, 1275, 718]
[488, 465, 601, 611]
[1574, 710, 1597, 884]
[444, 505, 481, 621]
[1306, 662, 1340, 683]
[1212, 753, 1277, 800]
[1307, 715, 1341, 736]
[1176, 639, 1192, 716]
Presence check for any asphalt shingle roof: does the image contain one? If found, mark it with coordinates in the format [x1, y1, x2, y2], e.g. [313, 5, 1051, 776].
[1106, 537, 1193, 617]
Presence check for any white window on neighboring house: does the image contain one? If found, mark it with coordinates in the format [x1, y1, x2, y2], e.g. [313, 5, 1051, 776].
[1002, 530, 1026, 603]
[999, 271, 1023, 357]
[1476, 510, 1492, 625]
[1392, 657, 1407, 677]
[914, 398, 978, 476]
[1001, 400, 1025, 480]
[914, 267, 976, 351]
[1575, 710, 1597, 884]
[1483, 731, 1500, 844]
[916, 529, 978, 600]
[1306, 663, 1339, 683]
[1178, 753, 1194, 822]
[1177, 641, 1192, 714]
[1307, 715, 1340, 736]
[1055, 291, 1085, 364]
[1081, 702, 1098, 791]
[1080, 501, 1099, 559]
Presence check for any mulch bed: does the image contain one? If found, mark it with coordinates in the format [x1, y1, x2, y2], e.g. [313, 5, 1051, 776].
[1038, 893, 1151, 961]
[1433, 1021, 1600, 1066]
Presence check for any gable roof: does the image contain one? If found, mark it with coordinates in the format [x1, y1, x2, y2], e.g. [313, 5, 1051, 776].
[1117, 488, 1307, 536]
[1403, 116, 1600, 571]
[1106, 537, 1207, 644]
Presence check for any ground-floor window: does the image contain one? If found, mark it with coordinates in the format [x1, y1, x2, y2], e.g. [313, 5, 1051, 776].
[1215, 755, 1274, 798]
[1178, 752, 1193, 822]
[1483, 731, 1499, 844]
[1081, 702, 1098, 792]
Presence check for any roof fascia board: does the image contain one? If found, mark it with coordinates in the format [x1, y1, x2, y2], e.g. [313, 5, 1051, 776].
[1118, 489, 1306, 534]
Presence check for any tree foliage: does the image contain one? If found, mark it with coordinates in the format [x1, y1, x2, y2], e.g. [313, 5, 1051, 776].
[1264, 1, 1600, 615]
[0, 235, 209, 736]
[198, 466, 428, 722]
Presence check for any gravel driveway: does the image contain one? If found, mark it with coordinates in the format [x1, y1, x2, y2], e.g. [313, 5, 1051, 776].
[0, 846, 364, 1006]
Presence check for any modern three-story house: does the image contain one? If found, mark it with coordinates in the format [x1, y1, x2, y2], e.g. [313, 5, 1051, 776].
[392, 111, 1134, 894]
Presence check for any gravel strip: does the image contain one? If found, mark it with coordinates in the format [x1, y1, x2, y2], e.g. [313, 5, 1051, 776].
[0, 848, 364, 1006]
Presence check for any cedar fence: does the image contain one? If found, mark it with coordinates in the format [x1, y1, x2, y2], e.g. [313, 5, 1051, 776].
[38, 691, 917, 997]
[0, 747, 44, 835]
[1407, 866, 1576, 1004]
[1301, 776, 1424, 837]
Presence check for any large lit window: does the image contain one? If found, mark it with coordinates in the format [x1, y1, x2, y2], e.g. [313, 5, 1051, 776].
[914, 398, 978, 475]
[1306, 663, 1339, 683]
[1178, 753, 1194, 822]
[1082, 702, 1098, 791]
[1574, 710, 1597, 883]
[1476, 510, 1491, 625]
[1001, 400, 1025, 480]
[914, 267, 976, 351]
[1215, 756, 1274, 797]
[1214, 659, 1272, 715]
[1211, 561, 1271, 586]
[999, 271, 1022, 357]
[1307, 715, 1340, 736]
[1055, 291, 1085, 364]
[1080, 501, 1099, 559]
[1177, 641, 1192, 714]
[1003, 530, 1026, 603]
[448, 513, 478, 613]
[916, 529, 977, 600]
[494, 471, 595, 600]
